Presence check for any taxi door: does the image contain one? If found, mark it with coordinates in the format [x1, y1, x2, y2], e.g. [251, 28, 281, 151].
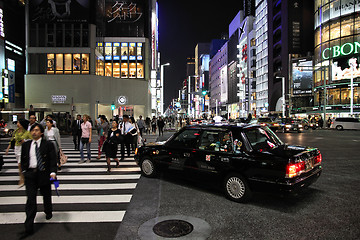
[190, 130, 234, 175]
[163, 129, 201, 171]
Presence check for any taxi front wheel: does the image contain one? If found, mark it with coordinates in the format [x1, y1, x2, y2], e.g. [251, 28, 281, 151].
[140, 158, 157, 178]
[223, 173, 252, 203]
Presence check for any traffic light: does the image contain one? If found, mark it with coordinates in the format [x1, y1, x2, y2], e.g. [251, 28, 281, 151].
[202, 90, 207, 96]
[111, 103, 116, 110]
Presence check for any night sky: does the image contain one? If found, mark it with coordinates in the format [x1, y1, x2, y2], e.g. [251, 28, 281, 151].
[157, 0, 242, 107]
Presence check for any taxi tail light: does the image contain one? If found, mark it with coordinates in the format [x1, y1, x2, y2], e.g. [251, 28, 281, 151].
[286, 161, 305, 178]
[314, 153, 322, 164]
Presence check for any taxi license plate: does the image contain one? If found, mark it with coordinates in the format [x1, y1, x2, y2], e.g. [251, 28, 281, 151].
[305, 158, 314, 170]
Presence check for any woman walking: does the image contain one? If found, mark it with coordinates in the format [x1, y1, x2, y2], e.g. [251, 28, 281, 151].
[79, 114, 92, 163]
[44, 119, 62, 170]
[95, 115, 109, 159]
[103, 120, 121, 172]
[129, 116, 139, 151]
[5, 119, 32, 187]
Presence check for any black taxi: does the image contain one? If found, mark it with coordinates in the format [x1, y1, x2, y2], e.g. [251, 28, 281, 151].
[134, 124, 322, 202]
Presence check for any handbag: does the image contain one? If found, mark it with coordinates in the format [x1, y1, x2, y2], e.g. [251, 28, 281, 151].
[59, 149, 68, 165]
[10, 139, 15, 149]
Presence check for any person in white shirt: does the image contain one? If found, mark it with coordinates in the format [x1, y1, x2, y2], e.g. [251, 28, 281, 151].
[44, 120, 62, 170]
[27, 115, 37, 131]
[120, 115, 132, 160]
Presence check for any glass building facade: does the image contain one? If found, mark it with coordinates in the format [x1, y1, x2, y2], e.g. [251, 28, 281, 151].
[314, 0, 360, 115]
[95, 42, 144, 79]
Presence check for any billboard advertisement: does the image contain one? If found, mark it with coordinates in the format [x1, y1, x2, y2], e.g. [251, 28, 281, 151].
[331, 56, 360, 82]
[30, 0, 90, 23]
[105, 0, 148, 37]
[292, 60, 313, 95]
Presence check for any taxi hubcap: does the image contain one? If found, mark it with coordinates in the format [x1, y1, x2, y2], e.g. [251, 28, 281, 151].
[226, 177, 245, 199]
[142, 159, 154, 175]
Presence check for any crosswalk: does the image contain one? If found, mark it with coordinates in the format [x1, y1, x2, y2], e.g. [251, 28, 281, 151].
[0, 137, 142, 225]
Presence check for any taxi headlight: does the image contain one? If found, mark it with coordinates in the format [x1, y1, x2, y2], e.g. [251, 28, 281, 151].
[285, 124, 291, 128]
[299, 125, 303, 128]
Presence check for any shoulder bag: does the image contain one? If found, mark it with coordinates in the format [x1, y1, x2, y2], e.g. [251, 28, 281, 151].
[59, 149, 68, 165]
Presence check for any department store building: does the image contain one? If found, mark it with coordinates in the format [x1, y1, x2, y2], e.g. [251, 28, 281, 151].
[24, 0, 158, 122]
[314, 0, 360, 116]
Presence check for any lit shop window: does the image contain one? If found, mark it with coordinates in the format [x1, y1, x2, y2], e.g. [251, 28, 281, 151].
[96, 56, 104, 76]
[113, 62, 120, 78]
[47, 53, 90, 74]
[47, 54, 55, 74]
[56, 54, 63, 74]
[95, 42, 144, 79]
[121, 63, 128, 78]
[105, 62, 112, 77]
[64, 54, 72, 74]
[82, 54, 89, 74]
[137, 63, 144, 78]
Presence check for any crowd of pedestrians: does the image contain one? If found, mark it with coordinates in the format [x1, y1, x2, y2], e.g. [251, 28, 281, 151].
[2, 113, 173, 238]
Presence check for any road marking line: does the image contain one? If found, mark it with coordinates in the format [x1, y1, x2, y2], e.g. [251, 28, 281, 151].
[0, 183, 137, 191]
[0, 194, 132, 205]
[1, 167, 140, 173]
[2, 162, 138, 167]
[0, 211, 125, 224]
[0, 174, 141, 181]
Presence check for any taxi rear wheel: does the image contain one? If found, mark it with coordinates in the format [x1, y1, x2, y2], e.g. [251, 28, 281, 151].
[223, 174, 252, 203]
[140, 158, 157, 178]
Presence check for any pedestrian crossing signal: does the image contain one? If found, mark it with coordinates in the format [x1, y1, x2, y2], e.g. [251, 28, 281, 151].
[111, 104, 116, 110]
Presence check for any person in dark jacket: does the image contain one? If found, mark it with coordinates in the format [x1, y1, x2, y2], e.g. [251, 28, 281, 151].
[71, 114, 82, 150]
[20, 123, 57, 238]
[104, 120, 121, 172]
[157, 117, 165, 136]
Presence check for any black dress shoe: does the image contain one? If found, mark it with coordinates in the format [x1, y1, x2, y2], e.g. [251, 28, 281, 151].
[46, 213, 52, 220]
[19, 230, 34, 239]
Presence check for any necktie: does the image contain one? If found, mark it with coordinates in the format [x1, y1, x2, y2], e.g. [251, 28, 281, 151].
[35, 142, 44, 171]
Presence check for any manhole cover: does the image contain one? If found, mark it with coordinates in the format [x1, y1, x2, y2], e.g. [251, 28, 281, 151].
[153, 219, 194, 238]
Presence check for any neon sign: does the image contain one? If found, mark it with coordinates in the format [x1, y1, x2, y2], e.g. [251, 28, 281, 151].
[322, 41, 360, 60]
[0, 8, 4, 39]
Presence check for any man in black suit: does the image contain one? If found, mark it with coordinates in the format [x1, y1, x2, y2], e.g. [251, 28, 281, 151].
[20, 124, 57, 238]
[71, 114, 82, 150]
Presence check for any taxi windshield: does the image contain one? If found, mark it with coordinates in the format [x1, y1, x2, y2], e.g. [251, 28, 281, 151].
[245, 127, 283, 151]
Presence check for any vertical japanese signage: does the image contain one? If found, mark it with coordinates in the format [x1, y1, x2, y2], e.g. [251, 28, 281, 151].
[0, 8, 4, 39]
[8, 59, 15, 103]
[151, 2, 158, 69]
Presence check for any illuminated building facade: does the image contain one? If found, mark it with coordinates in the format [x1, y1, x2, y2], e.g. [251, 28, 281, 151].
[25, 0, 158, 125]
[314, 0, 360, 116]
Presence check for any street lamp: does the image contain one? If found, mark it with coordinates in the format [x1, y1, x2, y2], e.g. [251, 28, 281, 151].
[348, 58, 356, 116]
[276, 76, 286, 118]
[160, 63, 170, 116]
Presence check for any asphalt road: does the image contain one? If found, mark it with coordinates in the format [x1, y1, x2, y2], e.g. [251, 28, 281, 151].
[117, 129, 360, 240]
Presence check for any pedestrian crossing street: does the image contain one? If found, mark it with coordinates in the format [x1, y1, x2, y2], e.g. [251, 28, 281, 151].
[0, 138, 142, 225]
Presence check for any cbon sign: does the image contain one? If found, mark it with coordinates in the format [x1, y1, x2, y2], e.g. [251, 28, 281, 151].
[322, 41, 360, 60]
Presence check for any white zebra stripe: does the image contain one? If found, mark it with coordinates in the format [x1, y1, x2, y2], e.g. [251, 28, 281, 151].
[0, 211, 125, 224]
[0, 183, 137, 191]
[0, 194, 132, 205]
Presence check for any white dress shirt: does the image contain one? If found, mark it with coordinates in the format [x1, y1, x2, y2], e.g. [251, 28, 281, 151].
[29, 138, 42, 169]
